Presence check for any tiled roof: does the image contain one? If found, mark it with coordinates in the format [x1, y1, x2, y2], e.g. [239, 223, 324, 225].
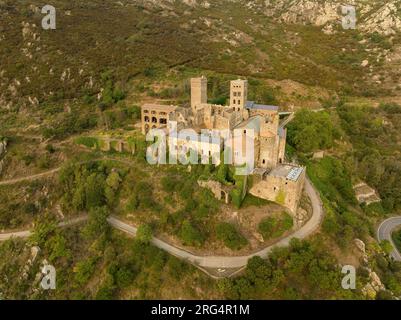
[246, 101, 279, 111]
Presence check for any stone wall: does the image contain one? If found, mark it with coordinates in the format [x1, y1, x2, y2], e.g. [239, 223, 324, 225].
[198, 179, 232, 204]
[249, 166, 306, 214]
[99, 137, 134, 154]
[141, 104, 177, 134]
[258, 136, 279, 169]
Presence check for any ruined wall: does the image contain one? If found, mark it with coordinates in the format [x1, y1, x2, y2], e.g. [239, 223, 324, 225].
[198, 179, 231, 204]
[141, 104, 176, 134]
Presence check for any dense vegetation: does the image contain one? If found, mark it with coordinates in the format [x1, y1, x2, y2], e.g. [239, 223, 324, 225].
[219, 238, 364, 299]
[287, 109, 338, 153]
[216, 222, 248, 250]
[337, 103, 401, 212]
[1, 0, 401, 300]
[392, 229, 401, 253]
[0, 223, 216, 299]
[258, 212, 293, 240]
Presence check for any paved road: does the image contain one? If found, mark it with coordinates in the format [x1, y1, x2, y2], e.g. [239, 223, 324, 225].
[109, 177, 323, 269]
[1, 176, 324, 272]
[0, 152, 324, 272]
[0, 216, 87, 242]
[377, 217, 401, 261]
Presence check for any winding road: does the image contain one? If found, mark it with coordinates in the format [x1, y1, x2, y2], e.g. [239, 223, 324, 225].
[112, 177, 323, 269]
[0, 160, 324, 274]
[377, 217, 401, 261]
[0, 216, 88, 241]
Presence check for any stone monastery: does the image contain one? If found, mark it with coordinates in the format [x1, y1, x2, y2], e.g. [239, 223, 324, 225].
[141, 77, 305, 214]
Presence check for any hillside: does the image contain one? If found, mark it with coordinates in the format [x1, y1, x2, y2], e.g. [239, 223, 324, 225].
[1, 0, 401, 119]
[1, 0, 401, 301]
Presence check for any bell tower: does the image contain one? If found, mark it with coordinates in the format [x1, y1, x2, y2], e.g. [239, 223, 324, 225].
[230, 79, 248, 111]
[191, 76, 207, 111]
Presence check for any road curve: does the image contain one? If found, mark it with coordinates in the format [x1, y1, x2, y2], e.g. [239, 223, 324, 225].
[110, 177, 324, 269]
[0, 156, 324, 270]
[377, 217, 401, 261]
[1, 177, 324, 271]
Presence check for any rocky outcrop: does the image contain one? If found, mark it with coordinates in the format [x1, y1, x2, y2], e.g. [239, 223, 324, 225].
[360, 1, 401, 36]
[362, 269, 386, 299]
[263, 0, 401, 36]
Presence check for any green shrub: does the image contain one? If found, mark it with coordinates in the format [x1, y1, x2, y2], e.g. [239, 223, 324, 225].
[287, 109, 336, 153]
[136, 224, 153, 244]
[258, 212, 293, 240]
[216, 222, 247, 250]
[179, 220, 204, 247]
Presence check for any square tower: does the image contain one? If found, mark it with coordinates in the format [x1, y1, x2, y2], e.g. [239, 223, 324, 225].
[191, 76, 207, 111]
[230, 79, 248, 111]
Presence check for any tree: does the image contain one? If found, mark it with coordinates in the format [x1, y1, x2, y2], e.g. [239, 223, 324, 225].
[85, 173, 106, 210]
[216, 222, 247, 250]
[380, 240, 394, 256]
[287, 109, 335, 153]
[136, 224, 153, 244]
[179, 220, 204, 247]
[83, 206, 110, 239]
[29, 219, 57, 246]
[46, 234, 71, 262]
[106, 171, 121, 190]
[216, 164, 229, 183]
[258, 213, 293, 240]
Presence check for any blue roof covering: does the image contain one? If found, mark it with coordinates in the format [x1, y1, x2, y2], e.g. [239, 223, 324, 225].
[278, 127, 286, 138]
[246, 101, 279, 111]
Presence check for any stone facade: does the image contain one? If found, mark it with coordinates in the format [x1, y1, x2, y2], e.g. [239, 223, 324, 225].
[141, 104, 177, 134]
[141, 77, 305, 212]
[191, 76, 208, 112]
[250, 164, 306, 214]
